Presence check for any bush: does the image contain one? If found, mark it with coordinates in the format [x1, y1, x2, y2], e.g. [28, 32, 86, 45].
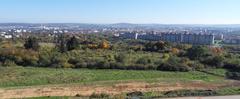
[68, 58, 87, 68]
[186, 46, 210, 60]
[202, 56, 225, 68]
[2, 60, 17, 67]
[109, 62, 126, 70]
[127, 91, 144, 97]
[223, 58, 240, 80]
[0, 47, 39, 66]
[38, 54, 52, 67]
[226, 72, 240, 80]
[188, 61, 205, 70]
[136, 57, 153, 65]
[115, 53, 128, 63]
[96, 60, 111, 69]
[157, 62, 191, 72]
[224, 59, 240, 71]
[50, 55, 72, 68]
[157, 56, 191, 72]
[89, 93, 110, 98]
[162, 90, 217, 97]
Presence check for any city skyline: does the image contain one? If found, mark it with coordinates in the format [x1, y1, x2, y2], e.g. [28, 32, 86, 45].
[0, 0, 240, 24]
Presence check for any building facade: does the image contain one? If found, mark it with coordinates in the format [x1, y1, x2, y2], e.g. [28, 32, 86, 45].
[119, 32, 215, 45]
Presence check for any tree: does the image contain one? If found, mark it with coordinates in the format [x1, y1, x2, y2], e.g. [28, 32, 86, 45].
[99, 40, 110, 49]
[155, 41, 167, 51]
[144, 41, 169, 52]
[136, 57, 152, 65]
[201, 56, 225, 68]
[115, 53, 128, 64]
[24, 37, 40, 51]
[186, 46, 209, 60]
[210, 47, 224, 55]
[144, 42, 155, 51]
[56, 34, 67, 53]
[171, 48, 180, 55]
[67, 36, 79, 51]
[157, 56, 191, 72]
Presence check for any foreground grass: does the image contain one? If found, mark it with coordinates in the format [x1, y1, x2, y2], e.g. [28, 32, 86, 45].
[0, 66, 225, 88]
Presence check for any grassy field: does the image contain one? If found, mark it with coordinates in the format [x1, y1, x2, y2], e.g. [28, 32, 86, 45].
[0, 66, 225, 88]
[200, 69, 227, 77]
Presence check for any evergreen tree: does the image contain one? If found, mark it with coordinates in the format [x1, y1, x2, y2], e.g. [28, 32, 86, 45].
[67, 36, 79, 51]
[57, 34, 67, 53]
[24, 37, 40, 51]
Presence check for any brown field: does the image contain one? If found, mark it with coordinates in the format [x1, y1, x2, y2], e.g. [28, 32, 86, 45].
[0, 81, 239, 99]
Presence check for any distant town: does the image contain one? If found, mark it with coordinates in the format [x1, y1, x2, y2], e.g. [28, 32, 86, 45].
[0, 23, 240, 45]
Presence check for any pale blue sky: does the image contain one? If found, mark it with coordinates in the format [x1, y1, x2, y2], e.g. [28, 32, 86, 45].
[0, 0, 240, 24]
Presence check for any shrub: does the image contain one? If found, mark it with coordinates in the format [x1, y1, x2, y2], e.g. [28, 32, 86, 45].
[157, 56, 191, 72]
[202, 56, 225, 68]
[186, 46, 210, 60]
[126, 91, 144, 97]
[38, 49, 60, 67]
[96, 60, 111, 69]
[68, 57, 88, 68]
[0, 47, 39, 66]
[24, 37, 40, 51]
[38, 54, 52, 67]
[50, 55, 73, 68]
[89, 93, 110, 98]
[162, 90, 217, 97]
[136, 57, 153, 65]
[157, 62, 191, 72]
[115, 53, 128, 63]
[109, 62, 126, 70]
[2, 60, 17, 67]
[226, 72, 240, 80]
[224, 59, 240, 71]
[188, 61, 205, 70]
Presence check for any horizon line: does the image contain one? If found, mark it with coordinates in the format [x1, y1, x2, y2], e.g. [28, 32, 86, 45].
[0, 22, 240, 25]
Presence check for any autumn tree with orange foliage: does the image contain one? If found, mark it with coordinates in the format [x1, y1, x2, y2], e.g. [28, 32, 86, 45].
[171, 48, 180, 55]
[210, 47, 224, 55]
[99, 40, 110, 49]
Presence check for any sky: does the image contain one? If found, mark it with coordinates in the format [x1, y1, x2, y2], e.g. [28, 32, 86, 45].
[0, 0, 240, 24]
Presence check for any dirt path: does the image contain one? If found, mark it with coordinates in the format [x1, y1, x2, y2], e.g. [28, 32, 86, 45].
[0, 81, 235, 99]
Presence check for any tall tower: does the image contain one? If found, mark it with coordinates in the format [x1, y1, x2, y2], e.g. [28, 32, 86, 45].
[135, 33, 138, 40]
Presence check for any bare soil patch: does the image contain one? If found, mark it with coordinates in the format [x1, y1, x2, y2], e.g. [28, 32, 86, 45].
[0, 81, 237, 99]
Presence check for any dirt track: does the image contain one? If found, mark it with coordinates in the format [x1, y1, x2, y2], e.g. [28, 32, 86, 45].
[0, 81, 232, 99]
